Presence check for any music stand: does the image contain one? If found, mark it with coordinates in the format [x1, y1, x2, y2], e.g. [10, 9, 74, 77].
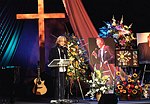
[48, 59, 71, 103]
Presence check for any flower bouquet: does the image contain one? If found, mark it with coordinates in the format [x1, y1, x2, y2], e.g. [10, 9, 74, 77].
[99, 16, 136, 49]
[115, 71, 143, 100]
[85, 65, 111, 100]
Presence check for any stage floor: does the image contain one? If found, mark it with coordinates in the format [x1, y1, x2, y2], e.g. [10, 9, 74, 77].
[10, 100, 150, 104]
[1, 98, 150, 104]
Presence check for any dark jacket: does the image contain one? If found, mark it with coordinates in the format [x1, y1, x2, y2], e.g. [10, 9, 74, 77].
[138, 42, 150, 64]
[48, 45, 68, 77]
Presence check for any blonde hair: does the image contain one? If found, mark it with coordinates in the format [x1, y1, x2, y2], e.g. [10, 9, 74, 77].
[55, 36, 67, 45]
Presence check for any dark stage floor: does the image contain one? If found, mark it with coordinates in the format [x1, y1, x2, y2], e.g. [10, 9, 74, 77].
[0, 97, 150, 104]
[8, 100, 150, 104]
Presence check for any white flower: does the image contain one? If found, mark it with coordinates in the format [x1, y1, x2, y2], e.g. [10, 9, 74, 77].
[68, 43, 73, 47]
[69, 64, 74, 69]
[89, 80, 93, 83]
[79, 49, 82, 54]
[97, 81, 100, 84]
[95, 78, 98, 82]
[85, 68, 111, 99]
[117, 81, 120, 84]
[96, 89, 99, 92]
[91, 83, 96, 87]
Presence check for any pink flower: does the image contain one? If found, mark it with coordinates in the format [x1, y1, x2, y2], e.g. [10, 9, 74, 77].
[120, 39, 126, 46]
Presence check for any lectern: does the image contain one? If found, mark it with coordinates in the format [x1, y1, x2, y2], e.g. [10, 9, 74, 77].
[48, 59, 70, 67]
[48, 59, 71, 103]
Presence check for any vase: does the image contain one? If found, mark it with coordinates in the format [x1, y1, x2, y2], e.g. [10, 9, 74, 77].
[96, 93, 101, 101]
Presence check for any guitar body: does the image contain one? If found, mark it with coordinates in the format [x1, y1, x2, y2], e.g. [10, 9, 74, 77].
[32, 78, 47, 95]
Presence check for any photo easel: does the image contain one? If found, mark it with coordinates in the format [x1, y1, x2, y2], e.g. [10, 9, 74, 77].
[140, 61, 150, 86]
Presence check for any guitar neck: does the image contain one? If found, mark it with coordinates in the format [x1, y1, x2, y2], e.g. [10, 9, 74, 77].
[37, 65, 41, 79]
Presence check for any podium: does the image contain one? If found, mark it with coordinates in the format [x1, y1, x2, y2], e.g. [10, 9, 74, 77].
[48, 59, 70, 67]
[48, 59, 71, 103]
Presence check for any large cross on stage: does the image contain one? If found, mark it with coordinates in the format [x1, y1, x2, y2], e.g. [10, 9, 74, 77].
[16, 0, 65, 72]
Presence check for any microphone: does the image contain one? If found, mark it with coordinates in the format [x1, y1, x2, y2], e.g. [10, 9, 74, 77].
[58, 45, 67, 53]
[62, 45, 68, 49]
[60, 46, 65, 53]
[92, 48, 98, 58]
[95, 48, 98, 51]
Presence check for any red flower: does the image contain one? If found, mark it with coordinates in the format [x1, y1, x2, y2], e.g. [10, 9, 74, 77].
[140, 88, 143, 92]
[128, 89, 132, 93]
[123, 81, 127, 85]
[115, 89, 119, 92]
[130, 84, 134, 88]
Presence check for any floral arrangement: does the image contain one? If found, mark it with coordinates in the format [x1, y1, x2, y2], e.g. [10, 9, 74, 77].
[66, 33, 89, 80]
[99, 16, 136, 49]
[85, 65, 111, 100]
[115, 70, 143, 100]
[65, 33, 90, 96]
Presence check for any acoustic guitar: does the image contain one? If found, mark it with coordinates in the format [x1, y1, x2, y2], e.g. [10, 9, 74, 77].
[32, 65, 47, 95]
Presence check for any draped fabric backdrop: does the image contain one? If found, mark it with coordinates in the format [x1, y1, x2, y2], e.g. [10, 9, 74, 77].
[63, 0, 98, 51]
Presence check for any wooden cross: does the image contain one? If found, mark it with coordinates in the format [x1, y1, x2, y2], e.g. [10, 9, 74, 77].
[16, 0, 65, 71]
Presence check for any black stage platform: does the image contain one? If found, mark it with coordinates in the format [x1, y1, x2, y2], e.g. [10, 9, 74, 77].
[0, 97, 150, 104]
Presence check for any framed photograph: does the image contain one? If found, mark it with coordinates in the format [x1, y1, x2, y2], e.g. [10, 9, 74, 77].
[115, 49, 139, 67]
[137, 33, 150, 64]
[88, 38, 115, 66]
